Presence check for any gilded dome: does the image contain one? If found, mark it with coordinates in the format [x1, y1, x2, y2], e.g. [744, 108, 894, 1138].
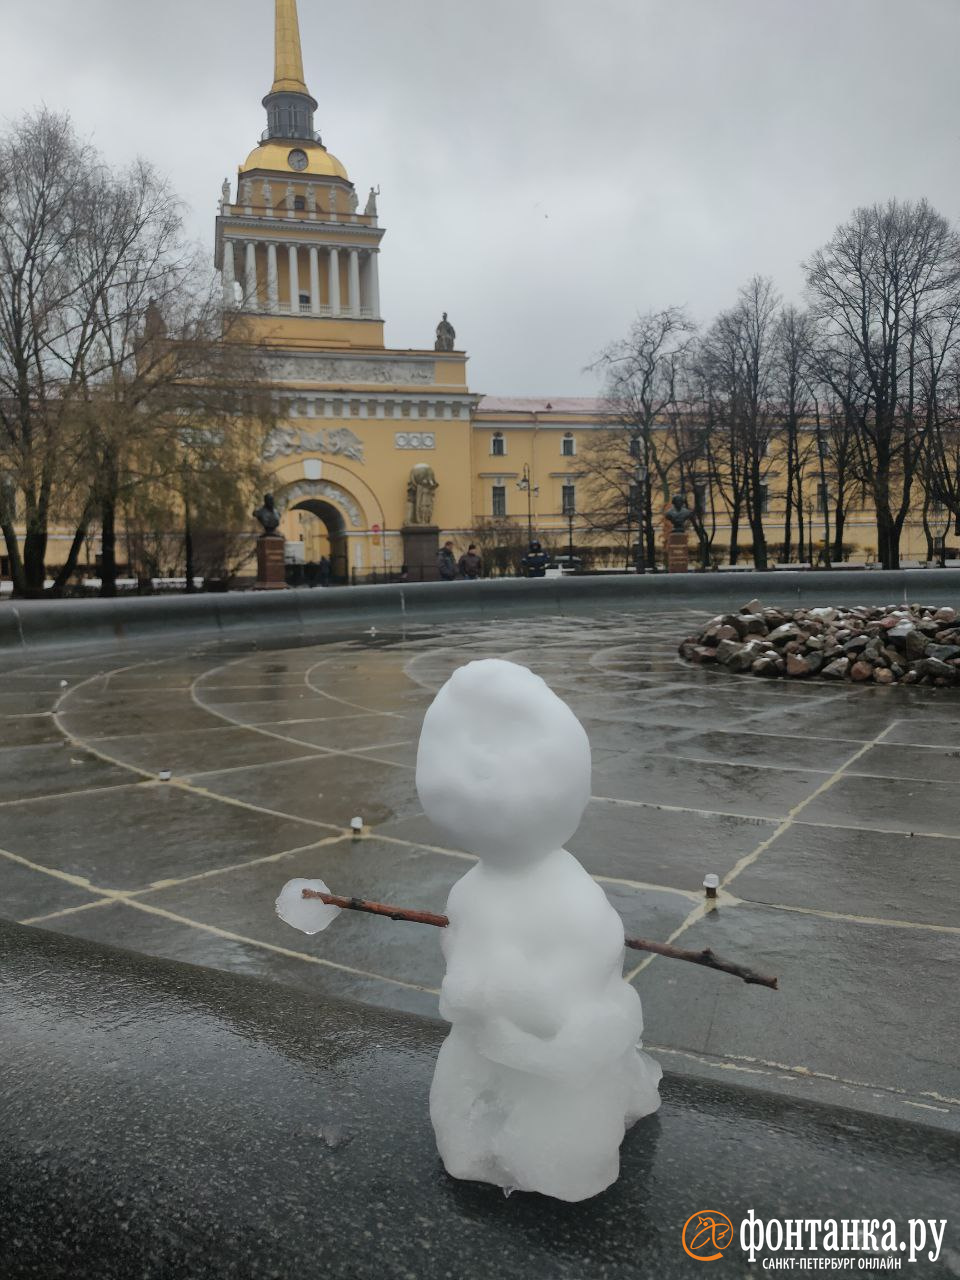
[240, 141, 349, 180]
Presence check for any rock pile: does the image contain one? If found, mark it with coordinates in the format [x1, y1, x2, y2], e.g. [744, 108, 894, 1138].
[679, 601, 960, 686]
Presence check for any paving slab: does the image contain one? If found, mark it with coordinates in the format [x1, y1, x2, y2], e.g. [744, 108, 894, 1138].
[569, 799, 775, 889]
[802, 773, 960, 837]
[735, 821, 959, 927]
[0, 784, 324, 890]
[635, 901, 960, 1105]
[186, 752, 422, 827]
[592, 753, 827, 818]
[91, 726, 321, 773]
[0, 742, 133, 801]
[0, 859, 104, 922]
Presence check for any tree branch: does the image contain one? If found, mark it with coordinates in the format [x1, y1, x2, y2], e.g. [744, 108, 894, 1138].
[301, 888, 779, 990]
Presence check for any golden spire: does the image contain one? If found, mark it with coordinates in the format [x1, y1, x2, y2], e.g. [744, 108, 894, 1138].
[271, 0, 309, 96]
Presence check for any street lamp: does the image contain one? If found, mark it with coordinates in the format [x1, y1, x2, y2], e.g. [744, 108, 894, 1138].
[516, 463, 539, 544]
[634, 464, 649, 573]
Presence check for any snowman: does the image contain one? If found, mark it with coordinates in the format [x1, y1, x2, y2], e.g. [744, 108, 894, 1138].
[416, 658, 661, 1202]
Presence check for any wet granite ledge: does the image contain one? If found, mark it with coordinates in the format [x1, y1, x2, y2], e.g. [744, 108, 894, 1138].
[0, 919, 957, 1279]
[4, 568, 960, 652]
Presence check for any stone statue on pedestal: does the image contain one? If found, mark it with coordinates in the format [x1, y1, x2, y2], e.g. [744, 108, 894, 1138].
[221, 178, 231, 210]
[365, 187, 379, 217]
[406, 465, 439, 526]
[253, 493, 282, 536]
[435, 313, 456, 352]
[665, 494, 694, 533]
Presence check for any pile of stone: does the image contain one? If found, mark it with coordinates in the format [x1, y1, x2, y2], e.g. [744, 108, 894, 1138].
[679, 601, 960, 686]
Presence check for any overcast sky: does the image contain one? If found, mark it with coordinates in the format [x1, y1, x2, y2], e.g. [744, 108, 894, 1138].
[2, 0, 959, 395]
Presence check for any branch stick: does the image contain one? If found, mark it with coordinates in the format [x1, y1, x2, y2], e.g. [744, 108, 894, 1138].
[302, 889, 778, 990]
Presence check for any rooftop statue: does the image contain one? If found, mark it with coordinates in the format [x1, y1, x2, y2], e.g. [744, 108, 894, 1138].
[435, 312, 456, 352]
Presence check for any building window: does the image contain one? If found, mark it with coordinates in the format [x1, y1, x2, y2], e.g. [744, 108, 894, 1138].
[816, 483, 829, 514]
[759, 483, 769, 515]
[294, 196, 306, 211]
[491, 432, 505, 456]
[562, 483, 576, 515]
[693, 482, 707, 515]
[562, 432, 575, 457]
[492, 485, 506, 517]
[299, 292, 310, 305]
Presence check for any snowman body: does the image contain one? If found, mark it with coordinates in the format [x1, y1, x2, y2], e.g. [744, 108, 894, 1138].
[417, 659, 661, 1202]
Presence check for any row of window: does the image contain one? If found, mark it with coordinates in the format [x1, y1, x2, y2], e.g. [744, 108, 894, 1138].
[492, 483, 576, 517]
[489, 432, 575, 457]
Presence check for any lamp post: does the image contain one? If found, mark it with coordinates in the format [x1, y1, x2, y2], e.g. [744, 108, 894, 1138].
[517, 463, 539, 544]
[566, 506, 575, 564]
[635, 463, 649, 574]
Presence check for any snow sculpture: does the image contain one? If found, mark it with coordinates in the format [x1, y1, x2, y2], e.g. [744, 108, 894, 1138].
[417, 658, 661, 1201]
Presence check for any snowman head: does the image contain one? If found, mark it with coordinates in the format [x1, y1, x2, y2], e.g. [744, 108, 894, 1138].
[416, 659, 591, 866]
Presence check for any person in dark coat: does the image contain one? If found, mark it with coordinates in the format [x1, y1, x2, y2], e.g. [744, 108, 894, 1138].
[437, 541, 458, 581]
[458, 544, 482, 579]
[521, 540, 550, 578]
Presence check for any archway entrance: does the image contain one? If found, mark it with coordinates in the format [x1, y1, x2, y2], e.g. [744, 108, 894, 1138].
[290, 498, 349, 585]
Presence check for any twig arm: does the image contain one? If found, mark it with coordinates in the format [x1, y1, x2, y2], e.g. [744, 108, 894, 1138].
[301, 888, 779, 990]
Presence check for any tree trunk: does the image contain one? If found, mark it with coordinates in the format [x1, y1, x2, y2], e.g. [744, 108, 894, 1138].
[876, 505, 900, 569]
[22, 523, 48, 597]
[750, 509, 768, 570]
[99, 497, 117, 597]
[729, 506, 740, 565]
[832, 504, 846, 563]
[0, 521, 26, 596]
[184, 501, 196, 593]
[782, 424, 796, 562]
[50, 521, 91, 597]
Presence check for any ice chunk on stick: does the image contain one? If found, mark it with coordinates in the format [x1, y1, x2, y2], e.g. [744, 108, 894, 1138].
[276, 878, 341, 935]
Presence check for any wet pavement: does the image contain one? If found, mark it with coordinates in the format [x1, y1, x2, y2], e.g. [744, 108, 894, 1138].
[1, 607, 958, 1131]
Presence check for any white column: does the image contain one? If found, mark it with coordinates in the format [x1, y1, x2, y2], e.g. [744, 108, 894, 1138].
[221, 238, 236, 308]
[348, 249, 361, 316]
[328, 248, 341, 316]
[367, 250, 381, 319]
[244, 241, 258, 311]
[309, 246, 321, 315]
[287, 244, 299, 313]
[267, 243, 279, 312]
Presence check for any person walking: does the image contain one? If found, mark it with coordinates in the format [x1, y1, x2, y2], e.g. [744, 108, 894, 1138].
[437, 540, 458, 581]
[458, 543, 482, 579]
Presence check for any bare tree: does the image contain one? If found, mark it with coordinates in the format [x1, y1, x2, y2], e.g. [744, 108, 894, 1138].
[585, 307, 696, 569]
[771, 306, 818, 562]
[694, 278, 780, 568]
[0, 110, 102, 594]
[805, 198, 960, 568]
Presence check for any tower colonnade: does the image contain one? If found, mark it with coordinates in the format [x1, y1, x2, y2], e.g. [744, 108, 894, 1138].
[220, 231, 380, 319]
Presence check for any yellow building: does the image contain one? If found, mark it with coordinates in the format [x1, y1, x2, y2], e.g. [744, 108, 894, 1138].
[220, 0, 941, 580]
[216, 0, 479, 581]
